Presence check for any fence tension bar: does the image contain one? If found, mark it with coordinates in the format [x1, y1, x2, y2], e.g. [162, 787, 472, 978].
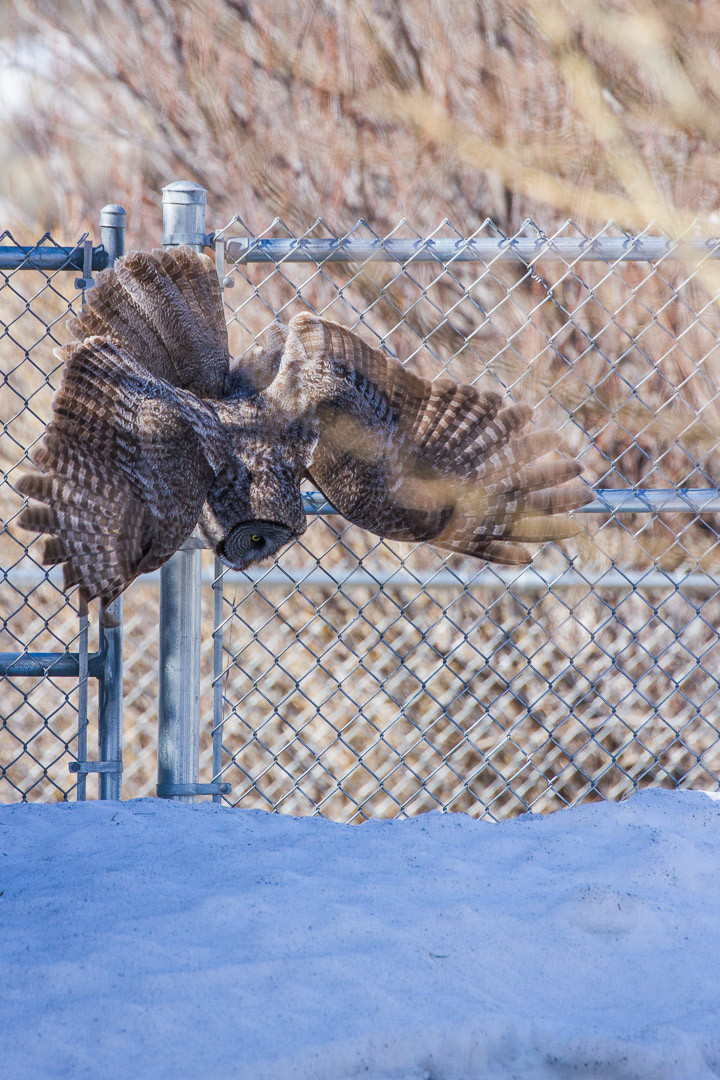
[212, 240, 229, 804]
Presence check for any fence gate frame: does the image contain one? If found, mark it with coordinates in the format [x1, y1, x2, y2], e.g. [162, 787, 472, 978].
[0, 206, 126, 799]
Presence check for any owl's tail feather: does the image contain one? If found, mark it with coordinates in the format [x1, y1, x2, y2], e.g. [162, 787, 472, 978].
[66, 246, 229, 398]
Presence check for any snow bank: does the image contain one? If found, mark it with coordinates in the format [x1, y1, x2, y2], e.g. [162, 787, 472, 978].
[2, 790, 719, 1080]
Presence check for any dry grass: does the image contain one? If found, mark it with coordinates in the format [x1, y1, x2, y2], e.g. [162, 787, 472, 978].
[2, 0, 720, 813]
[4, 1, 720, 237]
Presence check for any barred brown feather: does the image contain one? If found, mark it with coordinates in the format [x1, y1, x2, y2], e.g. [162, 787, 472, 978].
[16, 248, 591, 619]
[16, 337, 222, 620]
[268, 313, 590, 559]
[67, 247, 229, 397]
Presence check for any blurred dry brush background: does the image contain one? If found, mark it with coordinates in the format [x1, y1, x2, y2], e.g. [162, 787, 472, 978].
[3, 0, 720, 815]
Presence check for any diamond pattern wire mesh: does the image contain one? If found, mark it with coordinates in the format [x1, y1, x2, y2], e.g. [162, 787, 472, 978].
[209, 217, 720, 822]
[0, 234, 95, 801]
[3, 221, 720, 816]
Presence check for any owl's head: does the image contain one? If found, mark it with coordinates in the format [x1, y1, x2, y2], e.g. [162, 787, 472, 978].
[200, 449, 307, 570]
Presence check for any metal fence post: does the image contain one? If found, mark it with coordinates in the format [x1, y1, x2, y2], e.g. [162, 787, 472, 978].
[96, 205, 126, 799]
[157, 181, 207, 802]
[71, 206, 126, 800]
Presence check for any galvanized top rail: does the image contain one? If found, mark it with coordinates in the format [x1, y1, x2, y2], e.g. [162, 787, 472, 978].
[0, 245, 109, 271]
[225, 236, 720, 265]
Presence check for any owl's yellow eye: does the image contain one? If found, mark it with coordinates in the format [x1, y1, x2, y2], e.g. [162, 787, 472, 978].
[251, 534, 263, 544]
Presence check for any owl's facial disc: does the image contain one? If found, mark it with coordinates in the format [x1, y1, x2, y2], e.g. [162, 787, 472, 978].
[217, 520, 294, 569]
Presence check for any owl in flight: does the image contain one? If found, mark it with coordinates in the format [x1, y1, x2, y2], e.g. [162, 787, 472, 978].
[17, 246, 590, 623]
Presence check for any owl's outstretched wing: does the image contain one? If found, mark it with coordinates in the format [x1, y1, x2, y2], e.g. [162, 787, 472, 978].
[16, 337, 224, 621]
[66, 246, 230, 397]
[265, 313, 590, 563]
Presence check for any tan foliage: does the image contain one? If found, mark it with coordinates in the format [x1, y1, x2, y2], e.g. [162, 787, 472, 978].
[3, 0, 720, 235]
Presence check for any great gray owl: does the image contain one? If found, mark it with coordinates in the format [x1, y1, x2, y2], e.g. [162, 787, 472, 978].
[17, 246, 590, 622]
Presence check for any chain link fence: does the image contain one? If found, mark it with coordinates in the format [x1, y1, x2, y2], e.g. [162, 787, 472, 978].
[1, 234, 95, 800]
[0, 223, 126, 803]
[210, 218, 720, 820]
[3, 198, 720, 818]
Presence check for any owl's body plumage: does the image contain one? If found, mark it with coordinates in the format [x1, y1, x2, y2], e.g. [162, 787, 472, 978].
[17, 246, 590, 619]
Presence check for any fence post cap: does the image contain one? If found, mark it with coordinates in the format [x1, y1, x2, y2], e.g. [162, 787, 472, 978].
[99, 205, 127, 227]
[162, 180, 207, 204]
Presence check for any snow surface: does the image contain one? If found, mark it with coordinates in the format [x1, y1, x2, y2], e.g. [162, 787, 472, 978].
[2, 791, 720, 1080]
